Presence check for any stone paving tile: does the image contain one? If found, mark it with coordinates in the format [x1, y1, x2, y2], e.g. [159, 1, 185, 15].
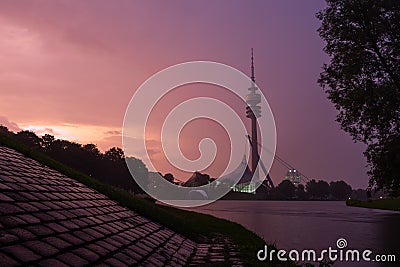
[0, 145, 244, 266]
[0, 251, 20, 266]
[38, 258, 69, 267]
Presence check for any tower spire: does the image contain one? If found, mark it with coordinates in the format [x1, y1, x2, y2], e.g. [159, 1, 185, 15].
[251, 48, 255, 82]
[246, 48, 261, 180]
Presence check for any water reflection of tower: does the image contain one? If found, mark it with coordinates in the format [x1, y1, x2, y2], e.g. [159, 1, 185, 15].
[246, 48, 261, 179]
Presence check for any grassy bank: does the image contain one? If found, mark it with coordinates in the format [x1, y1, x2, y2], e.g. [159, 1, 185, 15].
[0, 133, 296, 266]
[346, 198, 400, 211]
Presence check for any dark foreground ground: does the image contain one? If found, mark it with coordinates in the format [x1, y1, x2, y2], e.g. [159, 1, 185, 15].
[0, 145, 245, 266]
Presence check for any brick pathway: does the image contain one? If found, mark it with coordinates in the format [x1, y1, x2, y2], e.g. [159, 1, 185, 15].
[0, 146, 243, 266]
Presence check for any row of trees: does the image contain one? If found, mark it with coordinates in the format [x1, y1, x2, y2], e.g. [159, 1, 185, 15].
[268, 179, 353, 200]
[0, 126, 147, 194]
[0, 125, 385, 201]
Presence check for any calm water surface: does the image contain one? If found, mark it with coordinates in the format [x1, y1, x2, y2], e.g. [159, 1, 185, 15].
[185, 201, 399, 267]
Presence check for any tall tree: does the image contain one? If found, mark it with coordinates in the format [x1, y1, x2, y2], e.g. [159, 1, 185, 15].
[317, 0, 400, 195]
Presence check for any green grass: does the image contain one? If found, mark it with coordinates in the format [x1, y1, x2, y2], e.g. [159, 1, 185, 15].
[346, 198, 400, 211]
[0, 133, 297, 266]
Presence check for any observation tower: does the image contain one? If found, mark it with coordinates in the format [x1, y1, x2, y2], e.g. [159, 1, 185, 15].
[245, 48, 261, 180]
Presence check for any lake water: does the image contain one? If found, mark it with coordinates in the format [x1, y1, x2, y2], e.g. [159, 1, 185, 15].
[185, 201, 399, 267]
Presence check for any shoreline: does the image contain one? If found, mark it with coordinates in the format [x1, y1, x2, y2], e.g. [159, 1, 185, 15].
[346, 198, 400, 211]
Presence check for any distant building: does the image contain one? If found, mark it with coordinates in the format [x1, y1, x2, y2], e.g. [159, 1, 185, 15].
[183, 172, 211, 187]
[285, 169, 301, 187]
[231, 158, 258, 194]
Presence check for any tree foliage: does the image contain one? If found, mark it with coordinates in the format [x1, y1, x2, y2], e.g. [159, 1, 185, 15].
[330, 180, 353, 200]
[105, 147, 124, 161]
[317, 0, 400, 195]
[306, 179, 330, 200]
[163, 173, 174, 183]
[275, 179, 296, 199]
[366, 135, 400, 196]
[296, 184, 308, 200]
[267, 179, 353, 200]
[2, 128, 148, 194]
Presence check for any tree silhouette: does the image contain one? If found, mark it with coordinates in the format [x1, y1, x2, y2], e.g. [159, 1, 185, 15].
[317, 0, 400, 195]
[41, 134, 55, 151]
[104, 147, 124, 161]
[306, 179, 330, 200]
[2, 128, 147, 194]
[275, 180, 296, 199]
[317, 180, 330, 199]
[125, 157, 148, 183]
[0, 125, 12, 136]
[330, 180, 352, 200]
[82, 143, 100, 157]
[296, 184, 308, 200]
[366, 135, 400, 196]
[306, 179, 318, 199]
[163, 173, 174, 183]
[15, 130, 42, 149]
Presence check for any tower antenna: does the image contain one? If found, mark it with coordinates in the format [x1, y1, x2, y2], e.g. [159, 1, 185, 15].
[251, 48, 255, 82]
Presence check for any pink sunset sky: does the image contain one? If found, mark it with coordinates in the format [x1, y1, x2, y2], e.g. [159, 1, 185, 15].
[0, 1, 368, 188]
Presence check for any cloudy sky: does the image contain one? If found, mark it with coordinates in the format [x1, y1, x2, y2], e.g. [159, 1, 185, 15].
[0, 0, 368, 188]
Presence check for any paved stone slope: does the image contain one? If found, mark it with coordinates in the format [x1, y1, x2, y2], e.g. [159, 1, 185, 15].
[0, 146, 243, 266]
